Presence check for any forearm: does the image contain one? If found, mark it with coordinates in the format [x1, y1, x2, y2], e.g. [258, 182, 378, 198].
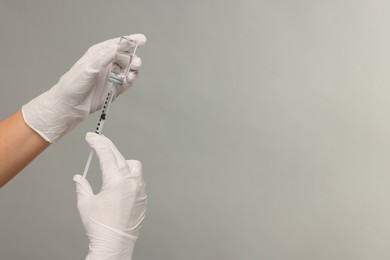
[0, 110, 50, 187]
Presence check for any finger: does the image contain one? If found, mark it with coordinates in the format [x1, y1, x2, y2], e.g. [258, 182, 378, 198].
[126, 33, 147, 46]
[127, 70, 139, 82]
[129, 55, 142, 70]
[85, 132, 119, 183]
[86, 45, 116, 73]
[116, 55, 141, 95]
[89, 33, 145, 58]
[127, 160, 143, 178]
[73, 174, 94, 224]
[91, 36, 121, 50]
[73, 174, 94, 200]
[99, 134, 128, 172]
[98, 33, 145, 52]
[126, 160, 147, 200]
[114, 71, 138, 97]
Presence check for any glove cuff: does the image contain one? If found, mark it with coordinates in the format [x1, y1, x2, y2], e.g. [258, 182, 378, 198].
[22, 87, 87, 143]
[85, 217, 137, 260]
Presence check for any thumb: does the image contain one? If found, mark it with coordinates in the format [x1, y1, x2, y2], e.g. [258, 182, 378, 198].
[73, 175, 94, 222]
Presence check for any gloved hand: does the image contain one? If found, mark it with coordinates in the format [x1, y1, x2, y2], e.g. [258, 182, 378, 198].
[73, 132, 147, 260]
[22, 34, 146, 143]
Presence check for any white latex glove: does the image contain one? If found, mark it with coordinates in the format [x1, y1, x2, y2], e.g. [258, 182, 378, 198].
[73, 132, 147, 260]
[22, 34, 147, 143]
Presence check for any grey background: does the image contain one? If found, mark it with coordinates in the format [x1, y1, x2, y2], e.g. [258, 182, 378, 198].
[1, 0, 390, 259]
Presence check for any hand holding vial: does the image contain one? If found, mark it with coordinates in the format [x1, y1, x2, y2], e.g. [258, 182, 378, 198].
[22, 34, 146, 143]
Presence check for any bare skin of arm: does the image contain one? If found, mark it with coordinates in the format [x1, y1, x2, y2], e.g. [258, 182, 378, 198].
[0, 111, 50, 187]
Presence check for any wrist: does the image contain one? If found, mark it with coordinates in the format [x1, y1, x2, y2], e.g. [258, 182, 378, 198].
[86, 242, 134, 260]
[84, 218, 137, 260]
[22, 86, 86, 143]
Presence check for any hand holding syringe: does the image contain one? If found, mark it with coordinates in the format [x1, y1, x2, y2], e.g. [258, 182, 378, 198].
[82, 36, 142, 178]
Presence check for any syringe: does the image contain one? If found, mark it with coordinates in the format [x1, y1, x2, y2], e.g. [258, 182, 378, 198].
[82, 37, 138, 178]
